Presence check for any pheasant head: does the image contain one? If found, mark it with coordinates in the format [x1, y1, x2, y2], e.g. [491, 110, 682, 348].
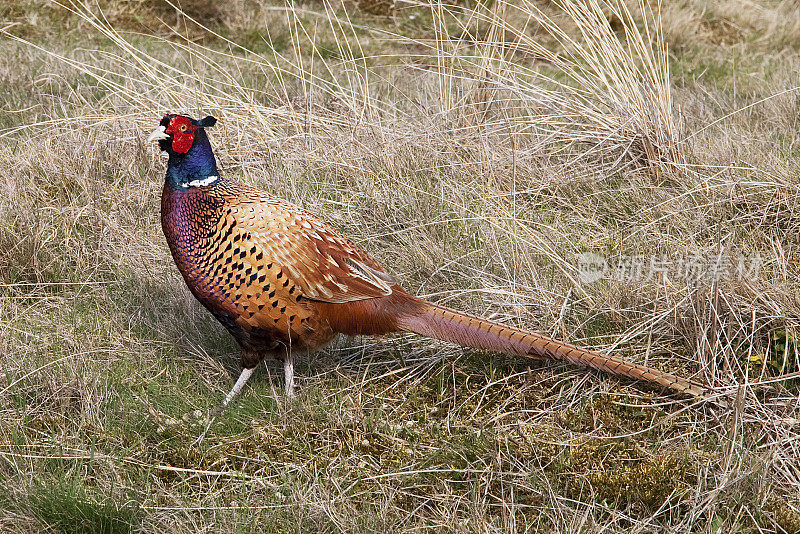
[148, 114, 220, 190]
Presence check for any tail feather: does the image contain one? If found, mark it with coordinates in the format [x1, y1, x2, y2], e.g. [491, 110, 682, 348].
[395, 299, 712, 399]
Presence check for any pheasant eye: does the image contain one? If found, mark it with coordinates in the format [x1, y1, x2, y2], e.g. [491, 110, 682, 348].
[179, 124, 188, 132]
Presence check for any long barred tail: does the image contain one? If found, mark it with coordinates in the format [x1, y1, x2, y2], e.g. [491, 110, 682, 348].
[395, 299, 712, 399]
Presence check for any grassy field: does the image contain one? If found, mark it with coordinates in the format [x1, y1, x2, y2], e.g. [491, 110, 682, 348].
[1, 0, 799, 531]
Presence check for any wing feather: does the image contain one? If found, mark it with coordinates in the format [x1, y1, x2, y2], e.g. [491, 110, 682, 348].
[228, 189, 395, 303]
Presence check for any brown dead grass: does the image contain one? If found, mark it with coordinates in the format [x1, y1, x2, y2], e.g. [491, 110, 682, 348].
[0, 0, 799, 532]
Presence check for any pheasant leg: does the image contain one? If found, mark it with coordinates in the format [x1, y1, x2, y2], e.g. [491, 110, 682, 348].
[284, 351, 295, 398]
[214, 366, 255, 414]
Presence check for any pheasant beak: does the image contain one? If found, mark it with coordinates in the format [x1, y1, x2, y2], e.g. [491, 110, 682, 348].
[147, 125, 170, 143]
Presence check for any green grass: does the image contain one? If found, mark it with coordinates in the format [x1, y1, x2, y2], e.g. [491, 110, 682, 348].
[26, 479, 141, 534]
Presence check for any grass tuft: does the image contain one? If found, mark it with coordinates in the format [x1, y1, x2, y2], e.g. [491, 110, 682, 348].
[27, 479, 141, 534]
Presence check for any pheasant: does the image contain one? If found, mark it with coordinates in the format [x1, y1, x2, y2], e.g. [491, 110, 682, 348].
[148, 113, 714, 410]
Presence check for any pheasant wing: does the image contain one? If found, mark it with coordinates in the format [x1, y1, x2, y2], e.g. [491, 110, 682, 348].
[230, 191, 395, 303]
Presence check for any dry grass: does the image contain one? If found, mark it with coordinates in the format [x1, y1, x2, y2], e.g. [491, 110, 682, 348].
[1, 0, 799, 532]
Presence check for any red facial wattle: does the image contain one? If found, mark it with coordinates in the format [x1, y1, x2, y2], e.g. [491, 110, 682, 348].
[165, 116, 198, 154]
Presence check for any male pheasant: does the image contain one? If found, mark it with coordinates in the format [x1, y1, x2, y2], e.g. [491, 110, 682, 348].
[148, 113, 713, 409]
